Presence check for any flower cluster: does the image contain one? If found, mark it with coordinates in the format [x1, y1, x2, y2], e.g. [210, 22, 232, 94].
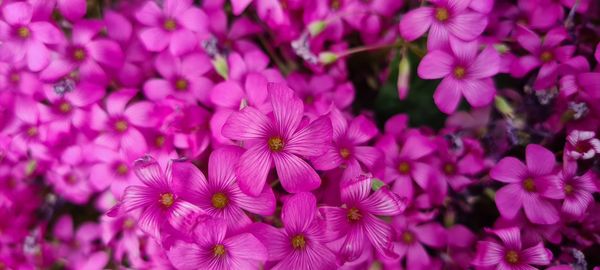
[1, 0, 600, 269]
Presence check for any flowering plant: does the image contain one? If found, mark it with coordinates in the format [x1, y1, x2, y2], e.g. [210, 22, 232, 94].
[1, 0, 600, 269]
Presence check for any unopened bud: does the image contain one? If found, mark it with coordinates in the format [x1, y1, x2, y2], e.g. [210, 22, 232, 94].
[494, 96, 514, 119]
[212, 55, 229, 80]
[318, 52, 338, 65]
[397, 55, 410, 100]
[308, 21, 327, 37]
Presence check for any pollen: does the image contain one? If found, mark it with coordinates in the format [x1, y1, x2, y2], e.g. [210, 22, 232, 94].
[540, 51, 553, 63]
[159, 193, 175, 208]
[340, 148, 351, 159]
[58, 101, 72, 114]
[523, 178, 536, 192]
[17, 26, 30, 39]
[116, 163, 128, 175]
[211, 192, 228, 209]
[27, 126, 38, 137]
[73, 48, 87, 62]
[453, 66, 466, 79]
[155, 135, 166, 147]
[443, 163, 456, 175]
[9, 73, 20, 83]
[163, 19, 177, 31]
[268, 137, 284, 152]
[174, 79, 188, 91]
[291, 234, 306, 249]
[401, 231, 415, 244]
[398, 161, 410, 174]
[564, 184, 574, 195]
[504, 250, 519, 264]
[123, 218, 135, 229]
[347, 207, 362, 222]
[435, 7, 450, 22]
[213, 244, 226, 257]
[114, 120, 128, 133]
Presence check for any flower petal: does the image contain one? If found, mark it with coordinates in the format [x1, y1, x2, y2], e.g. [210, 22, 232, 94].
[222, 106, 272, 141]
[417, 50, 454, 79]
[281, 192, 317, 233]
[269, 82, 303, 138]
[236, 144, 273, 196]
[461, 78, 496, 108]
[495, 184, 524, 219]
[490, 157, 527, 183]
[273, 152, 321, 193]
[522, 193, 559, 224]
[362, 188, 407, 216]
[399, 7, 433, 41]
[526, 144, 556, 176]
[285, 116, 332, 157]
[434, 77, 462, 114]
[133, 155, 168, 189]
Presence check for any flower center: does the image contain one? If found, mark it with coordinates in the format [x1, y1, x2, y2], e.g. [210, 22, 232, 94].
[116, 163, 128, 175]
[398, 161, 411, 174]
[401, 231, 415, 244]
[17, 26, 30, 39]
[523, 178, 536, 192]
[213, 244, 226, 257]
[304, 95, 314, 104]
[347, 207, 362, 222]
[435, 7, 450, 22]
[453, 66, 466, 79]
[505, 250, 519, 264]
[159, 193, 175, 208]
[114, 120, 128, 133]
[58, 101, 72, 114]
[340, 148, 351, 159]
[268, 137, 284, 152]
[211, 192, 228, 209]
[155, 135, 166, 148]
[9, 73, 20, 83]
[443, 163, 456, 175]
[72, 48, 87, 62]
[574, 141, 592, 153]
[123, 218, 135, 229]
[66, 174, 78, 185]
[174, 79, 188, 91]
[163, 19, 177, 31]
[330, 0, 341, 10]
[564, 184, 574, 195]
[540, 51, 553, 63]
[291, 234, 306, 249]
[27, 126, 38, 137]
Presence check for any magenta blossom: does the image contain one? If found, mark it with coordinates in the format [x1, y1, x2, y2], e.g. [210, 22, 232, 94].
[320, 174, 407, 262]
[490, 144, 563, 224]
[249, 192, 337, 270]
[511, 26, 575, 90]
[0, 2, 64, 71]
[418, 40, 500, 114]
[390, 215, 447, 270]
[399, 0, 488, 50]
[107, 156, 203, 238]
[135, 0, 208, 55]
[556, 162, 597, 218]
[473, 227, 552, 269]
[168, 218, 268, 270]
[565, 130, 600, 160]
[174, 146, 276, 231]
[222, 82, 332, 195]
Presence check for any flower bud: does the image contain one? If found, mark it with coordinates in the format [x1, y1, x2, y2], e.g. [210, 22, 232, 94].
[397, 55, 410, 100]
[308, 20, 327, 37]
[212, 55, 229, 80]
[318, 51, 338, 65]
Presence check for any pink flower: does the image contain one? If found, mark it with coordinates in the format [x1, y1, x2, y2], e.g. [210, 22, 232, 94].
[174, 146, 276, 231]
[40, 20, 124, 84]
[168, 218, 268, 270]
[0, 2, 64, 71]
[390, 215, 447, 270]
[320, 175, 407, 262]
[510, 26, 575, 90]
[418, 40, 500, 114]
[312, 110, 383, 182]
[143, 51, 213, 104]
[135, 0, 208, 55]
[399, 0, 488, 50]
[472, 227, 552, 269]
[556, 162, 596, 218]
[490, 144, 562, 224]
[249, 192, 337, 270]
[222, 83, 332, 195]
[108, 155, 203, 238]
[565, 130, 600, 160]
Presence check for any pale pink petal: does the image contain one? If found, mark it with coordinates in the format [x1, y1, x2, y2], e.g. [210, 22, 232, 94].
[29, 22, 64, 44]
[364, 214, 397, 259]
[233, 184, 276, 215]
[88, 40, 124, 68]
[211, 81, 245, 108]
[490, 157, 527, 183]
[222, 106, 272, 141]
[139, 27, 170, 52]
[562, 191, 593, 217]
[137, 204, 163, 238]
[417, 50, 454, 79]
[446, 12, 487, 41]
[399, 7, 433, 41]
[178, 8, 207, 32]
[170, 160, 209, 203]
[472, 241, 504, 266]
[225, 233, 268, 263]
[340, 227, 365, 262]
[526, 144, 556, 176]
[495, 183, 524, 219]
[135, 1, 163, 26]
[143, 79, 174, 101]
[434, 77, 462, 114]
[27, 41, 50, 71]
[281, 192, 316, 233]
[520, 242, 551, 265]
[468, 46, 501, 79]
[346, 115, 379, 144]
[362, 188, 406, 216]
[231, 0, 253, 15]
[125, 101, 158, 128]
[285, 116, 332, 157]
[461, 78, 495, 108]
[341, 175, 371, 203]
[106, 88, 136, 115]
[236, 144, 273, 196]
[164, 0, 192, 17]
[2, 2, 32, 25]
[132, 155, 168, 189]
[121, 185, 157, 212]
[58, 0, 86, 21]
[273, 152, 321, 193]
[169, 29, 196, 56]
[269, 83, 303, 138]
[413, 223, 447, 248]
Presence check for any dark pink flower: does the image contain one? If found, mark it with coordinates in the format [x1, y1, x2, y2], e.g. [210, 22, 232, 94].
[222, 83, 332, 195]
[249, 192, 337, 270]
[320, 175, 407, 262]
[168, 218, 268, 270]
[390, 215, 447, 270]
[399, 0, 488, 50]
[418, 40, 500, 114]
[564, 130, 600, 160]
[490, 144, 562, 224]
[472, 227, 552, 269]
[556, 162, 596, 218]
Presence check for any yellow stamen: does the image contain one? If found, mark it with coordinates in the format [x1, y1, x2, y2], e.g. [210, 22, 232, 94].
[540, 51, 553, 63]
[175, 79, 188, 91]
[59, 101, 72, 113]
[213, 244, 226, 256]
[435, 8, 450, 22]
[268, 137, 284, 152]
[505, 250, 519, 264]
[523, 178, 536, 192]
[160, 193, 175, 208]
[163, 19, 177, 31]
[453, 66, 466, 79]
[340, 148, 351, 159]
[401, 231, 415, 244]
[211, 192, 228, 209]
[291, 234, 306, 249]
[73, 48, 86, 61]
[398, 161, 410, 174]
[17, 26, 30, 38]
[116, 163, 128, 175]
[114, 120, 128, 133]
[347, 207, 362, 222]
